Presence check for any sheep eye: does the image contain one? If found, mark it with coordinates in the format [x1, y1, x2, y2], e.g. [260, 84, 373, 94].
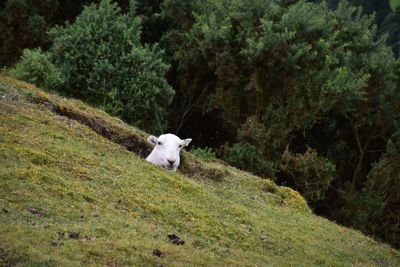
[157, 141, 162, 146]
[179, 144, 183, 148]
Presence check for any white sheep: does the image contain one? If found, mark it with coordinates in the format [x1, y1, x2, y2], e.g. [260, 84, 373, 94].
[146, 133, 192, 171]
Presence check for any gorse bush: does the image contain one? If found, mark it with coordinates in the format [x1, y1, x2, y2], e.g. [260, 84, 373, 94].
[341, 126, 400, 247]
[49, 0, 174, 133]
[224, 142, 278, 178]
[0, 0, 53, 66]
[279, 147, 336, 203]
[380, 6, 400, 57]
[159, 0, 400, 247]
[10, 48, 62, 89]
[0, 0, 94, 67]
[191, 146, 216, 160]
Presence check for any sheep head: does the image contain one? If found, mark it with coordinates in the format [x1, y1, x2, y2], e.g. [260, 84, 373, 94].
[146, 133, 192, 171]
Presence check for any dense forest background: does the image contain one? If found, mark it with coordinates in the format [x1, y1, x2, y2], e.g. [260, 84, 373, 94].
[1, 0, 400, 248]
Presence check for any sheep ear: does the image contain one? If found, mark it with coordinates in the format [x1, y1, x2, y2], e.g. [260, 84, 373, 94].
[147, 135, 158, 146]
[182, 138, 192, 147]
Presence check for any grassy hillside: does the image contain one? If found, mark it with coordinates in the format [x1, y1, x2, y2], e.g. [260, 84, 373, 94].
[0, 76, 399, 266]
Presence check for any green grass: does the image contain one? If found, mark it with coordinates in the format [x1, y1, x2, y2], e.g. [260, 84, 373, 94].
[1, 76, 399, 266]
[390, 0, 400, 11]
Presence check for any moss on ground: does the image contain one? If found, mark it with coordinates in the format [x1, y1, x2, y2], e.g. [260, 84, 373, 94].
[1, 76, 399, 266]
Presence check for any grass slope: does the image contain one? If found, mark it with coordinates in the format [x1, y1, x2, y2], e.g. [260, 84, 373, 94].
[1, 76, 399, 266]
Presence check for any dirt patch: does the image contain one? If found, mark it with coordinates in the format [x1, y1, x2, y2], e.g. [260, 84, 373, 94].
[28, 207, 45, 217]
[68, 231, 79, 239]
[30, 96, 152, 158]
[179, 153, 227, 182]
[152, 249, 162, 257]
[167, 233, 185, 245]
[118, 136, 150, 158]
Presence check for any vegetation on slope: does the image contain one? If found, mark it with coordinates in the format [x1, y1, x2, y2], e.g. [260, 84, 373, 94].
[1, 76, 399, 266]
[6, 0, 400, 247]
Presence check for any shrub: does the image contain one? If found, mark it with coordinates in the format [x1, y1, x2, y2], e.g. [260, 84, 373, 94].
[279, 146, 336, 203]
[339, 129, 400, 247]
[49, 0, 174, 132]
[224, 142, 278, 178]
[160, 0, 400, 247]
[0, 0, 53, 66]
[10, 48, 62, 89]
[191, 146, 216, 160]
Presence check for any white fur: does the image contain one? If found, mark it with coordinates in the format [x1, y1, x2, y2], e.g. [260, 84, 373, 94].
[146, 133, 192, 171]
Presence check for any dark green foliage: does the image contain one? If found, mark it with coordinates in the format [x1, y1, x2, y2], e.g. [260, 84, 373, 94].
[191, 146, 216, 160]
[0, 0, 95, 66]
[347, 0, 391, 25]
[0, 0, 54, 66]
[49, 0, 174, 132]
[342, 128, 400, 247]
[364, 137, 400, 247]
[279, 147, 336, 203]
[381, 7, 400, 57]
[224, 143, 278, 178]
[135, 0, 166, 44]
[309, 0, 392, 26]
[160, 0, 400, 247]
[10, 48, 62, 89]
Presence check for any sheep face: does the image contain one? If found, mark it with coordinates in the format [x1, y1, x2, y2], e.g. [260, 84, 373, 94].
[146, 133, 192, 171]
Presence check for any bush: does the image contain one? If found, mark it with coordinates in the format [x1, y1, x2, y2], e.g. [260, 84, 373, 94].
[49, 0, 174, 133]
[339, 130, 400, 247]
[0, 0, 54, 66]
[191, 146, 216, 160]
[10, 48, 62, 89]
[224, 142, 278, 178]
[160, 0, 400, 247]
[279, 146, 336, 203]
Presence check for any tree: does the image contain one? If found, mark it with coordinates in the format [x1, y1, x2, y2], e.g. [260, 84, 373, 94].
[160, 0, 400, 247]
[0, 0, 95, 67]
[0, 0, 55, 66]
[380, 6, 400, 57]
[49, 0, 174, 133]
[341, 124, 400, 247]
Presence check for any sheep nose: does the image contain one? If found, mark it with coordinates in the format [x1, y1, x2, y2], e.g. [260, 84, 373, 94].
[167, 159, 175, 165]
